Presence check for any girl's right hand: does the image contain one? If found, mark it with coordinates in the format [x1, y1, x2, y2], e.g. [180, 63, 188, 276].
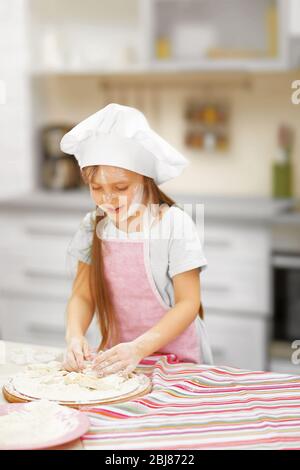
[63, 336, 94, 372]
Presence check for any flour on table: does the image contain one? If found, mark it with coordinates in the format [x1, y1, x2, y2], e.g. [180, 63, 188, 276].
[10, 361, 146, 402]
[9, 346, 62, 365]
[0, 399, 78, 447]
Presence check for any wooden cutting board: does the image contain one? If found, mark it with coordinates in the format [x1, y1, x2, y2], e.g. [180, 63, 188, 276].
[2, 373, 152, 409]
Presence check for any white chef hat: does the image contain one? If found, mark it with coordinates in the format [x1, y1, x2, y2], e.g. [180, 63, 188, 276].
[60, 103, 189, 185]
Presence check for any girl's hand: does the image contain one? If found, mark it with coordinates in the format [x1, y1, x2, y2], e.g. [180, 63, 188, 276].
[63, 336, 94, 372]
[92, 341, 144, 377]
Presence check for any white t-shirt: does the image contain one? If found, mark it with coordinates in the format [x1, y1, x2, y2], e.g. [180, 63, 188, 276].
[67, 204, 214, 365]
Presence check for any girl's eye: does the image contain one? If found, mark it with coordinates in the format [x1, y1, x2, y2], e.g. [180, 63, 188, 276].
[91, 186, 128, 191]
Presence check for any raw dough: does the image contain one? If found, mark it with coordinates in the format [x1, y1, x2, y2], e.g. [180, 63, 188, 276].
[9, 347, 62, 365]
[0, 399, 78, 448]
[10, 360, 147, 403]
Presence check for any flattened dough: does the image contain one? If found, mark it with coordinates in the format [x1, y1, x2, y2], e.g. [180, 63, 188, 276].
[11, 360, 148, 402]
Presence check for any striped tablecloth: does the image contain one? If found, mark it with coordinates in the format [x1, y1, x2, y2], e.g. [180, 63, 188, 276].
[79, 354, 300, 450]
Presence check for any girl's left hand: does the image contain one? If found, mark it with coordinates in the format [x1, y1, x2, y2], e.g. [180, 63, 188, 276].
[92, 341, 144, 377]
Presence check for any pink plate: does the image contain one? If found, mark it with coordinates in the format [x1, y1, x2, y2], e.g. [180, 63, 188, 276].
[0, 402, 90, 450]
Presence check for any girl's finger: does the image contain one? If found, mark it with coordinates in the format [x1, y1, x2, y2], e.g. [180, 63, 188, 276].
[70, 351, 82, 371]
[96, 360, 127, 377]
[63, 352, 75, 371]
[75, 353, 84, 370]
[90, 347, 100, 355]
[94, 354, 119, 372]
[92, 350, 119, 368]
[73, 349, 84, 370]
[63, 351, 79, 372]
[83, 342, 92, 360]
[123, 364, 134, 375]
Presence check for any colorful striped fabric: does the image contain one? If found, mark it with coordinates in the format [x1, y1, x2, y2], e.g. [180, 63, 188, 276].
[79, 354, 300, 450]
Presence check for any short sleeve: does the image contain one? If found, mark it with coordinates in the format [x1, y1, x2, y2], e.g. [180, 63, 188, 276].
[67, 211, 96, 265]
[168, 207, 207, 278]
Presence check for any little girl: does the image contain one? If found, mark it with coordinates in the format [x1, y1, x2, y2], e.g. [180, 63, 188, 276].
[60, 103, 214, 377]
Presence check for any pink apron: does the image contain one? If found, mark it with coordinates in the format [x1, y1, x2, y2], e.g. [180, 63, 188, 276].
[101, 209, 202, 364]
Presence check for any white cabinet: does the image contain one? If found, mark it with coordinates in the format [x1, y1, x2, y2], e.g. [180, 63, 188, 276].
[200, 222, 271, 314]
[198, 221, 271, 370]
[0, 212, 80, 298]
[25, 0, 294, 74]
[289, 0, 300, 36]
[28, 0, 141, 74]
[141, 0, 290, 71]
[0, 208, 100, 349]
[288, 0, 300, 68]
[0, 297, 100, 348]
[1, 297, 67, 348]
[205, 311, 269, 371]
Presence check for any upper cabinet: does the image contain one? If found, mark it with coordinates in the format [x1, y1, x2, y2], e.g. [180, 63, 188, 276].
[289, 0, 300, 68]
[289, 0, 300, 36]
[28, 0, 142, 74]
[27, 0, 298, 75]
[141, 0, 290, 71]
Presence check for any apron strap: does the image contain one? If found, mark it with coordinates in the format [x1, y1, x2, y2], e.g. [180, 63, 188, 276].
[141, 205, 154, 238]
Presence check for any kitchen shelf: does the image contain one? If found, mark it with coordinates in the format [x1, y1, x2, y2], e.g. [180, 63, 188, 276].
[31, 59, 290, 76]
[141, 0, 290, 73]
[26, 0, 295, 75]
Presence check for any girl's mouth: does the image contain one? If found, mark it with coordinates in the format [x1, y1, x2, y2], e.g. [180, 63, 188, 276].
[107, 205, 124, 213]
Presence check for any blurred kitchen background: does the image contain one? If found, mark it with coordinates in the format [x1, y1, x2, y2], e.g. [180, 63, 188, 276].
[0, 0, 300, 373]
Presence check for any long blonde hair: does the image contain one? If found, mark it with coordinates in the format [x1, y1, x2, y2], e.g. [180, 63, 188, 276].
[80, 165, 204, 352]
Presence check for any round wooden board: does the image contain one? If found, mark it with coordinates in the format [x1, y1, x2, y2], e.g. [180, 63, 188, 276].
[2, 374, 152, 409]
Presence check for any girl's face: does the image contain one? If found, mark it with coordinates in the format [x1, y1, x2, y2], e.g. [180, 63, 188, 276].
[89, 165, 145, 220]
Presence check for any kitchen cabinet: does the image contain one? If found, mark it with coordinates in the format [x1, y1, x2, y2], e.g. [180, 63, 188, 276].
[289, 0, 300, 36]
[28, 0, 142, 74]
[198, 220, 272, 371]
[0, 296, 100, 349]
[202, 223, 271, 314]
[26, 0, 295, 75]
[0, 208, 100, 348]
[1, 297, 68, 348]
[204, 311, 269, 371]
[141, 0, 289, 72]
[288, 0, 300, 68]
[0, 213, 79, 298]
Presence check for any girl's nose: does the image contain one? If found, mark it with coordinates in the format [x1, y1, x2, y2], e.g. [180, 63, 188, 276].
[102, 192, 117, 203]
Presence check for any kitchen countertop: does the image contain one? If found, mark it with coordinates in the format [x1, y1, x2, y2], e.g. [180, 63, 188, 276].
[0, 189, 299, 225]
[0, 341, 83, 450]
